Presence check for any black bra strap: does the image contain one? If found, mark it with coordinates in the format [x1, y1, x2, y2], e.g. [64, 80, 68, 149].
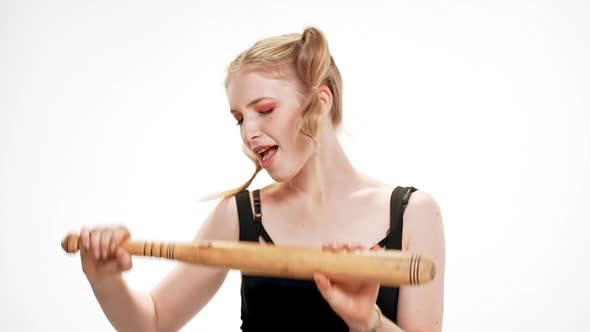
[377, 235, 389, 248]
[253, 189, 274, 244]
[386, 186, 418, 250]
[236, 190, 258, 242]
[375, 186, 418, 324]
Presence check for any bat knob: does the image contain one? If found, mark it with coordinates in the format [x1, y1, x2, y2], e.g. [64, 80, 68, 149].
[61, 233, 80, 253]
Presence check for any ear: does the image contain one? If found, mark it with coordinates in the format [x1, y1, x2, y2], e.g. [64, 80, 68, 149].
[317, 85, 333, 116]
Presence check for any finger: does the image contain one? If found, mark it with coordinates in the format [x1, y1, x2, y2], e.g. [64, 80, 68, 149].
[80, 244, 90, 261]
[109, 235, 116, 256]
[80, 227, 90, 251]
[113, 226, 131, 249]
[322, 242, 337, 252]
[101, 230, 112, 260]
[314, 273, 351, 311]
[349, 242, 364, 252]
[331, 242, 346, 253]
[90, 228, 103, 260]
[313, 272, 333, 300]
[116, 247, 132, 271]
[371, 244, 384, 251]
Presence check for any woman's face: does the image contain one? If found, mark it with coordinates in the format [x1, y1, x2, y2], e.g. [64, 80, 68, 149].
[227, 70, 314, 183]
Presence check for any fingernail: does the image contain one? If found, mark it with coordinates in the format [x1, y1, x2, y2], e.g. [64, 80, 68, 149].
[94, 249, 99, 259]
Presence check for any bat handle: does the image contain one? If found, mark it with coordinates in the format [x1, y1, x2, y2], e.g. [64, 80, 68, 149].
[61, 233, 177, 260]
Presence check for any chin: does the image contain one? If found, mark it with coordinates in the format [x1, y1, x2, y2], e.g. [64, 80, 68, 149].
[265, 164, 299, 183]
[267, 170, 293, 183]
[264, 154, 311, 184]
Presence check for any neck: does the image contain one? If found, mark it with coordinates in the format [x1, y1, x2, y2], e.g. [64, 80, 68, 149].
[282, 127, 362, 205]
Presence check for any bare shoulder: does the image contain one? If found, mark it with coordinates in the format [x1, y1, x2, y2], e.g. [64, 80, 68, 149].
[406, 190, 442, 220]
[194, 194, 240, 242]
[403, 190, 445, 250]
[212, 194, 239, 221]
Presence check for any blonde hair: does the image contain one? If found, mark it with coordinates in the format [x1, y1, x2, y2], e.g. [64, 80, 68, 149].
[204, 26, 343, 200]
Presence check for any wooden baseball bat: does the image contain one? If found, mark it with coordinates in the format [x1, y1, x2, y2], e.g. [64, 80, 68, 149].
[61, 233, 435, 287]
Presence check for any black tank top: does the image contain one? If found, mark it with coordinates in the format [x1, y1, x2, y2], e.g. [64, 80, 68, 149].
[235, 186, 417, 332]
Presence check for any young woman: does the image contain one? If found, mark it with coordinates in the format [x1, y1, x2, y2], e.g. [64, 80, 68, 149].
[79, 27, 445, 332]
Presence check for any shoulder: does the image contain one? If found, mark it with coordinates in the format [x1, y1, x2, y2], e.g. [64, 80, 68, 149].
[211, 193, 240, 220]
[403, 189, 445, 249]
[406, 190, 441, 218]
[194, 193, 241, 242]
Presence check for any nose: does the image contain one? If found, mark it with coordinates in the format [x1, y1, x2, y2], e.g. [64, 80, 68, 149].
[241, 117, 261, 143]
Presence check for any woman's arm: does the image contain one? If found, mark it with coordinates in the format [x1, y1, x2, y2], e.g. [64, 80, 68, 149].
[85, 195, 240, 332]
[395, 190, 446, 332]
[148, 196, 240, 331]
[88, 272, 159, 332]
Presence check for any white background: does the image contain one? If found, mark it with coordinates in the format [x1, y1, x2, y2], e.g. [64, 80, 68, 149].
[1, 1, 589, 331]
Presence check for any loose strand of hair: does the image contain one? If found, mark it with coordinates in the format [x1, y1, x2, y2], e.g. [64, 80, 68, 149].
[199, 163, 262, 201]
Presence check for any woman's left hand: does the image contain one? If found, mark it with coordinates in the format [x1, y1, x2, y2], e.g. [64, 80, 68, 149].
[314, 242, 382, 332]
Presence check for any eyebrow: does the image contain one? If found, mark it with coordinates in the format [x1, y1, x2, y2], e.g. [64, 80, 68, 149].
[230, 97, 275, 113]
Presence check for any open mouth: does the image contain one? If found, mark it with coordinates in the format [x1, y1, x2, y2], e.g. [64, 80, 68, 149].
[258, 145, 278, 162]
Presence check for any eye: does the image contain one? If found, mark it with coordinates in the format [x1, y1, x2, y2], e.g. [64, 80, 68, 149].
[234, 107, 274, 127]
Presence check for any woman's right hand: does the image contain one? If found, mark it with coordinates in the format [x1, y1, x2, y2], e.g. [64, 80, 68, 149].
[79, 225, 133, 283]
